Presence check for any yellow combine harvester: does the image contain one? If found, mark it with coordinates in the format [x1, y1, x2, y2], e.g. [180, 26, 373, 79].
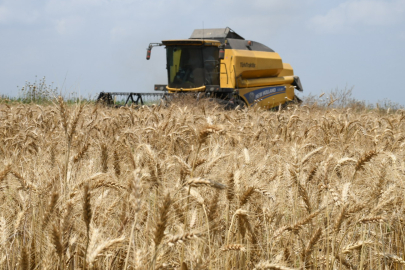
[147, 27, 303, 109]
[97, 27, 303, 108]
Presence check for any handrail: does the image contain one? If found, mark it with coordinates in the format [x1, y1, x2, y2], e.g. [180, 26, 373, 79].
[220, 63, 228, 84]
[166, 85, 206, 92]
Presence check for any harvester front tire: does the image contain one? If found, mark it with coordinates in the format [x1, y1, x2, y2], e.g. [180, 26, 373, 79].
[282, 95, 302, 109]
[224, 98, 246, 110]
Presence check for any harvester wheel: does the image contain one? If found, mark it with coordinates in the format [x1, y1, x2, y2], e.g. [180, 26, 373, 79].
[224, 97, 246, 110]
[282, 95, 302, 109]
[293, 95, 303, 104]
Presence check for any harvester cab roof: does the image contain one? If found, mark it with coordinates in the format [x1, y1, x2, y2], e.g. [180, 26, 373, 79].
[189, 27, 245, 41]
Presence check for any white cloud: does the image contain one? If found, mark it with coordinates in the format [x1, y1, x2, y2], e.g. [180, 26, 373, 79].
[45, 0, 105, 14]
[251, 0, 309, 9]
[54, 16, 84, 36]
[0, 6, 11, 23]
[309, 0, 405, 33]
[110, 26, 130, 43]
[0, 2, 40, 24]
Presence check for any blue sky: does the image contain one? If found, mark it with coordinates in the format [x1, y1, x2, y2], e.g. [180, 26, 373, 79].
[1, 0, 404, 103]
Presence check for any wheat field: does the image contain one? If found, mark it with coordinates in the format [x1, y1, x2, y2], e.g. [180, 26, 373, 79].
[0, 97, 405, 270]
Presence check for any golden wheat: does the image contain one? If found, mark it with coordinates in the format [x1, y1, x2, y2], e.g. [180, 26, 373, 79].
[0, 99, 404, 269]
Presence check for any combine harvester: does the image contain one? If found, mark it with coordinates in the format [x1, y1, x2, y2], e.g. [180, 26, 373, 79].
[97, 27, 303, 109]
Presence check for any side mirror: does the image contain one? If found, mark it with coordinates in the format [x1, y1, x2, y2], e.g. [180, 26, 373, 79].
[146, 43, 163, 60]
[218, 44, 225, 60]
[146, 45, 152, 60]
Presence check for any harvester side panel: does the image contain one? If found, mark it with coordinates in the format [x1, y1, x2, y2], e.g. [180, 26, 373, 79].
[219, 47, 291, 89]
[218, 44, 297, 107]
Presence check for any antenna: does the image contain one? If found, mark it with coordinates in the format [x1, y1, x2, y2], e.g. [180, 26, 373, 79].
[202, 21, 204, 41]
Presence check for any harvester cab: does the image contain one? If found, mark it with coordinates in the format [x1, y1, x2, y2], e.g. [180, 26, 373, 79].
[98, 27, 303, 109]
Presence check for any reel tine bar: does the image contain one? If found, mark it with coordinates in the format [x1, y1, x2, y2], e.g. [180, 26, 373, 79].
[97, 92, 165, 106]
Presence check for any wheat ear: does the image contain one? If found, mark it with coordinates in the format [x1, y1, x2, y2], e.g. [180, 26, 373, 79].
[20, 245, 29, 270]
[42, 191, 59, 230]
[52, 223, 63, 261]
[100, 143, 108, 173]
[240, 186, 255, 206]
[88, 237, 125, 267]
[0, 164, 11, 183]
[333, 204, 347, 232]
[354, 150, 377, 173]
[254, 261, 298, 270]
[186, 177, 226, 189]
[302, 227, 322, 261]
[83, 183, 92, 270]
[73, 142, 89, 163]
[167, 233, 200, 246]
[377, 253, 405, 265]
[29, 237, 37, 270]
[227, 172, 235, 202]
[358, 216, 385, 224]
[221, 244, 246, 252]
[154, 193, 172, 248]
[342, 240, 373, 254]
